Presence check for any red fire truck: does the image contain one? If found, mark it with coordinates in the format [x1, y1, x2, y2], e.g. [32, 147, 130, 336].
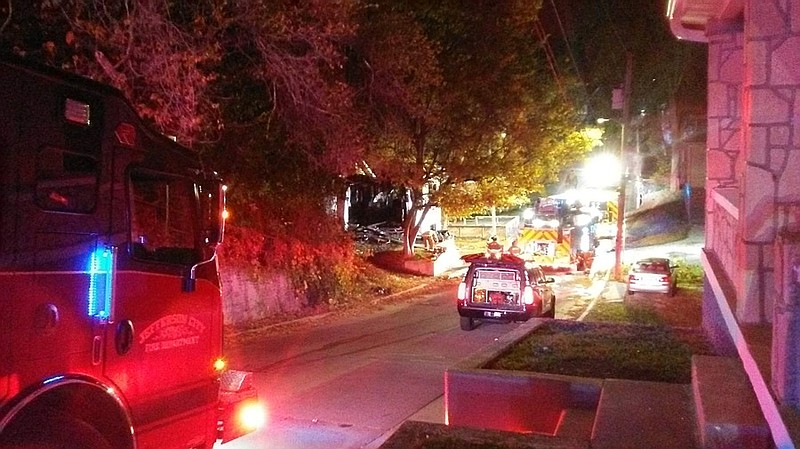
[0, 54, 261, 448]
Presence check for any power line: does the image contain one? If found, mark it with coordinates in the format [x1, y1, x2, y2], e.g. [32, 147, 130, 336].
[597, 0, 629, 54]
[548, 0, 585, 90]
[533, 17, 566, 99]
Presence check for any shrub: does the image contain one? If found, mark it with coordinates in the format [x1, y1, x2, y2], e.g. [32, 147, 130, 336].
[219, 204, 362, 307]
[674, 260, 703, 288]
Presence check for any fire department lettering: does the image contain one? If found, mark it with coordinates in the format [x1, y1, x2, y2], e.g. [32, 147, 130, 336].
[139, 314, 206, 353]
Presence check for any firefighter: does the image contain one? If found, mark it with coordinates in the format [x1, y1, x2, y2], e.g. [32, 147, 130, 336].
[509, 239, 522, 256]
[486, 235, 503, 258]
[423, 225, 438, 251]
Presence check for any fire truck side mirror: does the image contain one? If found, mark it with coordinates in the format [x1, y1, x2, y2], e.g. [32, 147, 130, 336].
[201, 179, 227, 247]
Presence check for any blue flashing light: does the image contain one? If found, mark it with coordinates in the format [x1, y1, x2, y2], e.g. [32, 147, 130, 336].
[88, 248, 113, 318]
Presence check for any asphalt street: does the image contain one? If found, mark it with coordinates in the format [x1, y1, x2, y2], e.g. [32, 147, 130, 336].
[217, 225, 705, 449]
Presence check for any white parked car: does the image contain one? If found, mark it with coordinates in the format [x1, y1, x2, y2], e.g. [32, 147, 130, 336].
[626, 257, 677, 296]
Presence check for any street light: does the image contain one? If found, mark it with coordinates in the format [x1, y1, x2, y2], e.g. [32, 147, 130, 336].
[584, 153, 621, 188]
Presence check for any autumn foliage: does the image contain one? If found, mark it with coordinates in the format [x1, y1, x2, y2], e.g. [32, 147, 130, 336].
[219, 198, 361, 307]
[0, 0, 596, 308]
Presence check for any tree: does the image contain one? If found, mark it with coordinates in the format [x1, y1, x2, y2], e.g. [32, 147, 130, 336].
[2, 0, 594, 261]
[351, 0, 593, 255]
[0, 0, 367, 218]
[211, 0, 364, 174]
[560, 0, 706, 162]
[0, 0, 226, 145]
[0, 0, 368, 299]
[199, 0, 364, 234]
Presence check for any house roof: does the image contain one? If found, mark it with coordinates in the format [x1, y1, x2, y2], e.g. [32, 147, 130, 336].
[666, 0, 743, 42]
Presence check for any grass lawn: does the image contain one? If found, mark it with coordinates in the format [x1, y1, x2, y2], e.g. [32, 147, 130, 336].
[486, 261, 711, 384]
[485, 319, 714, 383]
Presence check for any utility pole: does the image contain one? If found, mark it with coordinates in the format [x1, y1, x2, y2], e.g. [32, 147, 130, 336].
[613, 52, 633, 281]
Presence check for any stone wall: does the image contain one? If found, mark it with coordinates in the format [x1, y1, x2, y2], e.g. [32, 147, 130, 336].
[772, 231, 800, 406]
[706, 20, 744, 317]
[704, 0, 800, 412]
[705, 1, 800, 325]
[220, 267, 306, 327]
[708, 195, 737, 280]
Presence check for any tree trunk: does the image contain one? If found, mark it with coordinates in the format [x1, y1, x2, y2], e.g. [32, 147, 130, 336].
[402, 200, 433, 258]
[491, 205, 497, 236]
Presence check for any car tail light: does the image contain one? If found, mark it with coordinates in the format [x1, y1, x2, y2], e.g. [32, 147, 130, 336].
[660, 276, 669, 284]
[457, 282, 467, 300]
[523, 286, 534, 305]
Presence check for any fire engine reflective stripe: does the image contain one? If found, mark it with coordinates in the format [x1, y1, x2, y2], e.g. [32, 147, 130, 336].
[517, 228, 559, 247]
[607, 201, 618, 222]
[519, 229, 572, 255]
[557, 239, 571, 257]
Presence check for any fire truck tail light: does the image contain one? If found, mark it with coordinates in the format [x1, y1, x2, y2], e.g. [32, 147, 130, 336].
[523, 286, 534, 305]
[457, 282, 466, 300]
[219, 397, 266, 443]
[65, 98, 91, 125]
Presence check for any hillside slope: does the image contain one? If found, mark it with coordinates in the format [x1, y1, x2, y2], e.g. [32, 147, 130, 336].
[625, 190, 691, 248]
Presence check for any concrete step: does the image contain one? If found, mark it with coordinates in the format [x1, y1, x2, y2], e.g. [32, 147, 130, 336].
[591, 379, 699, 449]
[554, 407, 595, 441]
[692, 355, 771, 449]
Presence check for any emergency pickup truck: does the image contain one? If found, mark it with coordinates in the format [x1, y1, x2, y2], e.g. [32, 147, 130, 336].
[457, 252, 556, 330]
[0, 54, 261, 449]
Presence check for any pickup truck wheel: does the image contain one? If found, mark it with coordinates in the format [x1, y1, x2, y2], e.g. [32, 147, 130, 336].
[459, 316, 474, 331]
[1, 409, 112, 449]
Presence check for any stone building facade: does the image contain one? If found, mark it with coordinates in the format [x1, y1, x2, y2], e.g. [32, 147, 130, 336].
[669, 1, 800, 447]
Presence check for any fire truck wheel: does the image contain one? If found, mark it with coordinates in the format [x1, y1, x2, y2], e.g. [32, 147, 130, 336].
[459, 316, 475, 331]
[1, 409, 113, 449]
